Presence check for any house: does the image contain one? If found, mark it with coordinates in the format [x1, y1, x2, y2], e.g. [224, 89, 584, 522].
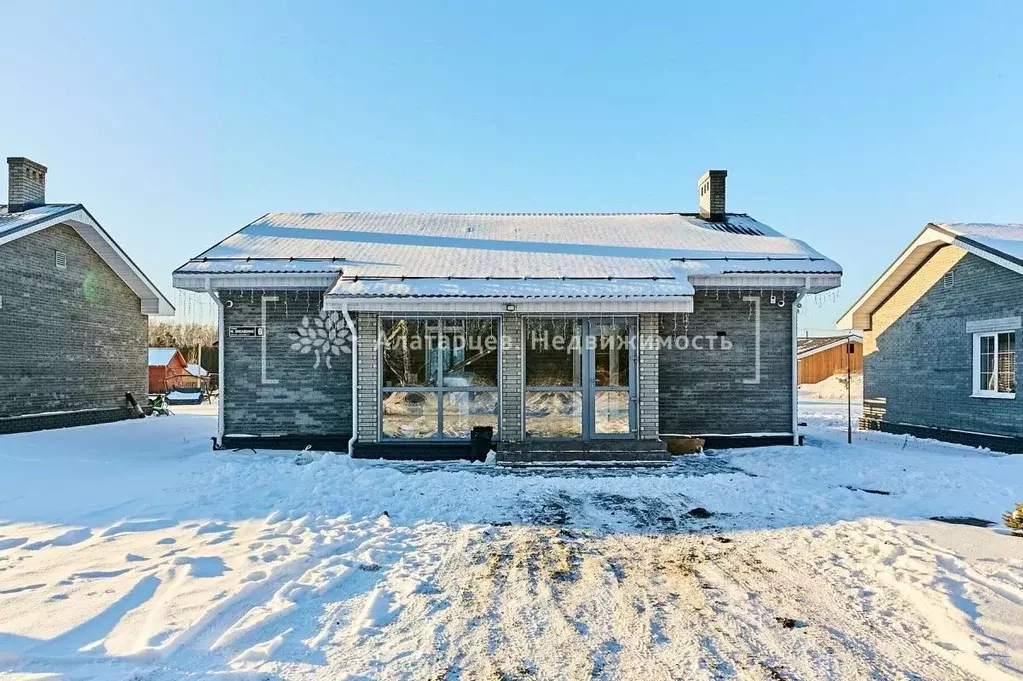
[797, 334, 862, 385]
[148, 347, 192, 394]
[173, 170, 842, 462]
[839, 222, 1022, 452]
[0, 157, 174, 433]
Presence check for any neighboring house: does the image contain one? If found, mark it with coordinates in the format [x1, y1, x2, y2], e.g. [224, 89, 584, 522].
[173, 170, 842, 462]
[0, 157, 174, 433]
[839, 222, 1023, 452]
[797, 334, 862, 385]
[148, 348, 192, 394]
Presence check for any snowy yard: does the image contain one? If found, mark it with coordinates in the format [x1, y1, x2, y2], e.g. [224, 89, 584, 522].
[1, 405, 1022, 680]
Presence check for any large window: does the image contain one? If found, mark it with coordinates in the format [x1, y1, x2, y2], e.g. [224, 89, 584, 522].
[380, 318, 500, 439]
[973, 330, 1016, 398]
[524, 318, 584, 438]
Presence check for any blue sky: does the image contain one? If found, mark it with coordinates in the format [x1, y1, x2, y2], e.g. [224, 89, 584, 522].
[3, 1, 1020, 330]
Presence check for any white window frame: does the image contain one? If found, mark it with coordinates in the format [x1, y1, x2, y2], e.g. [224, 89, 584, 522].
[972, 329, 1016, 399]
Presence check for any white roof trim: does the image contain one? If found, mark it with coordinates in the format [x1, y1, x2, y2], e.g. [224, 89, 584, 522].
[173, 271, 341, 292]
[0, 205, 174, 316]
[688, 273, 841, 293]
[838, 224, 1023, 330]
[837, 227, 953, 330]
[323, 296, 694, 314]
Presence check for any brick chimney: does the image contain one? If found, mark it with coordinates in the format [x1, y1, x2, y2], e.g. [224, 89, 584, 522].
[7, 157, 47, 213]
[698, 169, 727, 221]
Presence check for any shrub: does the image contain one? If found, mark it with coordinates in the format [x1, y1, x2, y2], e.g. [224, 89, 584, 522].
[1004, 503, 1023, 536]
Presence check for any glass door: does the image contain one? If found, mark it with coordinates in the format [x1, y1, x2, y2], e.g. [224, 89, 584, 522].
[587, 318, 636, 438]
[523, 317, 636, 440]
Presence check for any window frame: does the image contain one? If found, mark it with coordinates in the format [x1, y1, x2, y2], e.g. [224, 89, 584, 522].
[972, 329, 1016, 399]
[378, 315, 501, 440]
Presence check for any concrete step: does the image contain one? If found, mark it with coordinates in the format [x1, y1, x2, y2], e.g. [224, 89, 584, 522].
[495, 439, 671, 465]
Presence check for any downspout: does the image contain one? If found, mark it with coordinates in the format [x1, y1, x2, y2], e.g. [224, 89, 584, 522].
[340, 302, 358, 456]
[207, 282, 226, 444]
[791, 282, 807, 445]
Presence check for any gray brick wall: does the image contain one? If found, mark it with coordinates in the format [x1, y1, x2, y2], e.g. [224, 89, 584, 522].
[865, 248, 1022, 437]
[659, 291, 795, 435]
[220, 290, 352, 437]
[501, 312, 523, 441]
[0, 224, 147, 420]
[638, 313, 660, 439]
[356, 312, 379, 442]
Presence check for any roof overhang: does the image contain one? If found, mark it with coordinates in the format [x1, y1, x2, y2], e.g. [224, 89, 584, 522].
[838, 224, 1023, 330]
[1, 205, 174, 316]
[796, 335, 862, 359]
[322, 296, 694, 313]
[173, 271, 340, 292]
[688, 273, 841, 293]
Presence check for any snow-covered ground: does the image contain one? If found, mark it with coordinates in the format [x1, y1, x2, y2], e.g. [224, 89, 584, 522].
[798, 373, 863, 402]
[1, 404, 1021, 680]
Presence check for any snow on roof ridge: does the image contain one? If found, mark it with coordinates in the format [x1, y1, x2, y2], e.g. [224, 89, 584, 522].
[264, 210, 753, 218]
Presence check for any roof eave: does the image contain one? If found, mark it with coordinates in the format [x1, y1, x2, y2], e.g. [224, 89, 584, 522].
[1, 204, 175, 317]
[838, 223, 1023, 331]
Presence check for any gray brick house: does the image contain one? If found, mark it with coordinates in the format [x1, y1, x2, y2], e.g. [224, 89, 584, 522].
[839, 222, 1023, 452]
[174, 170, 841, 462]
[0, 158, 174, 434]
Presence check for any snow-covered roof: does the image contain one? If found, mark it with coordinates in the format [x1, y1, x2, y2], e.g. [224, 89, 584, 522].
[174, 212, 841, 300]
[1, 204, 175, 316]
[0, 203, 78, 238]
[797, 334, 861, 359]
[148, 348, 181, 366]
[935, 223, 1023, 265]
[839, 222, 1023, 330]
[186, 363, 208, 377]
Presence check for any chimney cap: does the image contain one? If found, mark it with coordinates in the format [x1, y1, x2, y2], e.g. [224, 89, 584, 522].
[7, 157, 48, 173]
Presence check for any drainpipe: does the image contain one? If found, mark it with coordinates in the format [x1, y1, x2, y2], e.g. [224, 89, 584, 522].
[207, 281, 225, 444]
[791, 283, 807, 446]
[340, 302, 358, 456]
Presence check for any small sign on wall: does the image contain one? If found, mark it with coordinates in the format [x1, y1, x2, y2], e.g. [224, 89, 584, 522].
[229, 326, 263, 338]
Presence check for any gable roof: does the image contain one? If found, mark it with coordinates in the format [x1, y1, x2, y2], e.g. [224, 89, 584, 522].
[148, 348, 183, 367]
[1, 204, 174, 316]
[838, 222, 1023, 330]
[797, 334, 861, 359]
[186, 363, 208, 377]
[173, 212, 842, 304]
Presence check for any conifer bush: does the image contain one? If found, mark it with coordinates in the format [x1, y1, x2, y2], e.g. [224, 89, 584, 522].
[1004, 503, 1023, 536]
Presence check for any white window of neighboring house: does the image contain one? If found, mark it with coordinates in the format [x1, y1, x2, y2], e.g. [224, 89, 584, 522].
[972, 330, 1017, 398]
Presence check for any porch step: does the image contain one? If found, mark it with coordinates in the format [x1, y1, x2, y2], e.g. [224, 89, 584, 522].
[494, 440, 671, 465]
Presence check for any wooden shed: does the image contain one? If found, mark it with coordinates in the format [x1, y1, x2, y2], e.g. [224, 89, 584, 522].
[797, 335, 862, 385]
[148, 348, 193, 394]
